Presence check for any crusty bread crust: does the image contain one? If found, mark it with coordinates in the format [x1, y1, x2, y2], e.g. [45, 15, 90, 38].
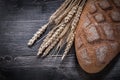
[75, 0, 120, 73]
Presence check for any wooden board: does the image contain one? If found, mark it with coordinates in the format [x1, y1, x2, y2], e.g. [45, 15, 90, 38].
[0, 0, 120, 80]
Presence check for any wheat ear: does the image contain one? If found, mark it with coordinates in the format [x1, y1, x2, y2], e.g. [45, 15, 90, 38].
[28, 23, 49, 46]
[27, 0, 70, 46]
[40, 24, 59, 46]
[61, 32, 74, 60]
[50, 26, 69, 55]
[42, 38, 59, 57]
[61, 0, 87, 60]
[37, 23, 65, 56]
[28, 0, 87, 59]
[42, 21, 71, 57]
[37, 3, 80, 56]
[54, 0, 79, 25]
[49, 0, 71, 21]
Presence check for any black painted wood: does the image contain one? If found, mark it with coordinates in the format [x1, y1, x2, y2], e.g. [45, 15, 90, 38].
[0, 0, 120, 80]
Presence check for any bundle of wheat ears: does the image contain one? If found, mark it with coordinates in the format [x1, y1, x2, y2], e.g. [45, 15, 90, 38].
[28, 0, 87, 60]
[27, 0, 120, 73]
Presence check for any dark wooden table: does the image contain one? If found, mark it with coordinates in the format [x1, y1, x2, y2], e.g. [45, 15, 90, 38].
[0, 0, 120, 80]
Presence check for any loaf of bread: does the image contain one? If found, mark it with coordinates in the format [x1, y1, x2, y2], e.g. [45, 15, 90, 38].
[75, 0, 120, 73]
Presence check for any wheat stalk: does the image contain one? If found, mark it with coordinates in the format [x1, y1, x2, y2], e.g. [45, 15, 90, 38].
[37, 3, 79, 56]
[49, 0, 71, 21]
[38, 0, 86, 57]
[27, 0, 71, 46]
[61, 0, 87, 60]
[54, 0, 77, 25]
[27, 0, 87, 60]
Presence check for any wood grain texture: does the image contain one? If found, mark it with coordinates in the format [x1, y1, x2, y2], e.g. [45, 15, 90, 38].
[0, 0, 120, 80]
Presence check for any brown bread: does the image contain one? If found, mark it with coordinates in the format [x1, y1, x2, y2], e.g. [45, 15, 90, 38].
[75, 0, 120, 73]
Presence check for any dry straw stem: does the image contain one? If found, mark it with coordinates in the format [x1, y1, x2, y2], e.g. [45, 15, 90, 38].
[54, 0, 79, 25]
[49, 0, 71, 21]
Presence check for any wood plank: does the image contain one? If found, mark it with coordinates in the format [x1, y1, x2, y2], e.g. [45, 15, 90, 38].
[0, 55, 120, 80]
[0, 0, 63, 21]
[0, 0, 120, 80]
